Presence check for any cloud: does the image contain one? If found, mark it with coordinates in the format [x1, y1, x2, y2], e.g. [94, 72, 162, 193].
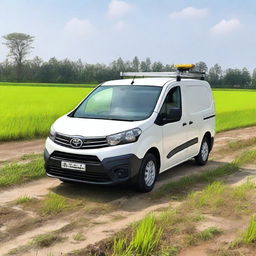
[170, 6, 208, 20]
[210, 18, 241, 36]
[107, 0, 134, 19]
[114, 20, 127, 31]
[65, 18, 95, 37]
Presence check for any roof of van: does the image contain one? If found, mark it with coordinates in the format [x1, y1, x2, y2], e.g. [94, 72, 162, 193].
[102, 78, 207, 87]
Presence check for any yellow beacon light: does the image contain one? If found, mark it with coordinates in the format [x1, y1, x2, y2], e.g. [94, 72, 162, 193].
[175, 64, 195, 69]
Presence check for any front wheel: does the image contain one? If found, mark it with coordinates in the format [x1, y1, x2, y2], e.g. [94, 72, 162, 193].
[195, 137, 210, 166]
[136, 153, 158, 193]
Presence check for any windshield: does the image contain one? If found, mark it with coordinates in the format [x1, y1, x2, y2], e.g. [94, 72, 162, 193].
[72, 85, 162, 121]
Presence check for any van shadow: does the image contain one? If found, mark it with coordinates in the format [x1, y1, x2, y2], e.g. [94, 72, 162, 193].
[50, 159, 256, 206]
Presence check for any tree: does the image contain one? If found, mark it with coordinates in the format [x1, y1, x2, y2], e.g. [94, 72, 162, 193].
[3, 33, 34, 81]
[132, 56, 140, 71]
[163, 64, 176, 72]
[223, 68, 251, 88]
[208, 64, 223, 87]
[140, 57, 152, 72]
[241, 67, 251, 87]
[194, 61, 208, 73]
[252, 68, 256, 88]
[152, 61, 163, 72]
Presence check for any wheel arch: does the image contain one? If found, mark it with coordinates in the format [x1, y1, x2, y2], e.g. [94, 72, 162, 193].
[203, 131, 213, 151]
[145, 147, 161, 171]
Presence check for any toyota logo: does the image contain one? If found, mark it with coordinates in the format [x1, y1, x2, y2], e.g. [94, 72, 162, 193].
[70, 138, 83, 148]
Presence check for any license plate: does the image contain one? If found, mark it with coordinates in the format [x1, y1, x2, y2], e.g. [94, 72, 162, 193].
[61, 161, 86, 171]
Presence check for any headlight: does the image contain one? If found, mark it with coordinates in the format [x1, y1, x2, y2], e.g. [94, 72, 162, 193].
[107, 128, 142, 146]
[49, 126, 56, 141]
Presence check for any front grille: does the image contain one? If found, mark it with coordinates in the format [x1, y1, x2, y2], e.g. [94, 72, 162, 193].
[47, 166, 111, 182]
[51, 151, 101, 165]
[54, 133, 109, 149]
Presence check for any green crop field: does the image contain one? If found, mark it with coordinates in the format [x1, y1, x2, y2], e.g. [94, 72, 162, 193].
[0, 84, 255, 141]
[214, 89, 256, 132]
[0, 81, 96, 88]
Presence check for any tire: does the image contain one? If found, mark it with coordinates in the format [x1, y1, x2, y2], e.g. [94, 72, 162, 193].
[136, 153, 158, 193]
[195, 137, 210, 166]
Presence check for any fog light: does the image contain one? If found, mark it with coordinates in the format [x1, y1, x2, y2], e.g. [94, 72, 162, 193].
[114, 168, 128, 178]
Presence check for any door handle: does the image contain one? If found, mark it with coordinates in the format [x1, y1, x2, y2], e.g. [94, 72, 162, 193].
[189, 121, 193, 125]
[182, 122, 187, 126]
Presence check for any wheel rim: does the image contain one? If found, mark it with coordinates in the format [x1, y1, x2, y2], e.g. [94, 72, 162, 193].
[144, 160, 156, 187]
[201, 141, 209, 161]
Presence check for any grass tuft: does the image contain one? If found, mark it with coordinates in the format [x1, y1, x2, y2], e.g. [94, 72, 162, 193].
[198, 227, 222, 241]
[73, 232, 86, 241]
[160, 246, 179, 256]
[112, 214, 162, 256]
[40, 192, 68, 216]
[188, 181, 225, 208]
[232, 179, 256, 200]
[232, 215, 256, 247]
[31, 233, 64, 247]
[16, 195, 32, 204]
[186, 227, 222, 245]
[228, 137, 256, 150]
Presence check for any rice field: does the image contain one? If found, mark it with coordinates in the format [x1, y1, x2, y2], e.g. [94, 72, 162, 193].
[0, 84, 255, 141]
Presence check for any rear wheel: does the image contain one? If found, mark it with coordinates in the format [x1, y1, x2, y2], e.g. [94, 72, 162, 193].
[195, 137, 210, 166]
[136, 153, 158, 192]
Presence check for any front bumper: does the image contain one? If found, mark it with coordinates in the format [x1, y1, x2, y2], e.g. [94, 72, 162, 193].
[44, 149, 141, 185]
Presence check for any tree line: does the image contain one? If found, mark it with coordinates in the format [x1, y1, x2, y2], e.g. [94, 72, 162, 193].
[1, 32, 255, 88]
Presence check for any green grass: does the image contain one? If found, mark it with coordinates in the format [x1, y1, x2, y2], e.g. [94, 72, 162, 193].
[0, 85, 255, 141]
[20, 153, 42, 160]
[213, 89, 256, 131]
[31, 233, 64, 247]
[73, 232, 86, 241]
[16, 195, 32, 204]
[186, 227, 222, 245]
[7, 232, 65, 255]
[0, 85, 93, 140]
[231, 215, 256, 247]
[198, 227, 222, 240]
[40, 192, 68, 216]
[0, 158, 45, 187]
[112, 214, 162, 256]
[154, 149, 256, 198]
[0, 81, 96, 88]
[228, 137, 256, 150]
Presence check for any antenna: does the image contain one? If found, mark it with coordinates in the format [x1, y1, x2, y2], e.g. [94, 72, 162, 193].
[131, 75, 136, 85]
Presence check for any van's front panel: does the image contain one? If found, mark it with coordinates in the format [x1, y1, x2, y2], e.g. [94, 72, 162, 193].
[44, 138, 142, 185]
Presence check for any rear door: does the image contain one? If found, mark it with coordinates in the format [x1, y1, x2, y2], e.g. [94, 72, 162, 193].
[158, 85, 190, 171]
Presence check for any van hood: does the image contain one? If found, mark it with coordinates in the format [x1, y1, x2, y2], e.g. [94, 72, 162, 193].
[53, 115, 152, 137]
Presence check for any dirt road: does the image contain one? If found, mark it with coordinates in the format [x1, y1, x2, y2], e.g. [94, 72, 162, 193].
[0, 126, 256, 256]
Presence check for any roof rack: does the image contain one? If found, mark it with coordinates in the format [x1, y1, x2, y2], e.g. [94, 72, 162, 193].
[120, 64, 205, 82]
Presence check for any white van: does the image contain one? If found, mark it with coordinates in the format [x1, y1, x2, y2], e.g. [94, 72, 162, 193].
[44, 66, 215, 192]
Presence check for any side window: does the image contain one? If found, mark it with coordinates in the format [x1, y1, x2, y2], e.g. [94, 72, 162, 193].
[159, 86, 182, 123]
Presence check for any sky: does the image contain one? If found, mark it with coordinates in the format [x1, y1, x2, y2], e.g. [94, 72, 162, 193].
[0, 0, 256, 71]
